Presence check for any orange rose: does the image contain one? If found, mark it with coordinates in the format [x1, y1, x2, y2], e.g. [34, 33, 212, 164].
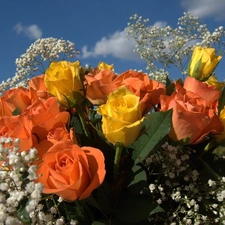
[0, 115, 34, 151]
[102, 70, 166, 114]
[34, 124, 71, 159]
[22, 97, 69, 132]
[29, 74, 50, 99]
[0, 87, 33, 116]
[160, 77, 223, 144]
[37, 140, 106, 201]
[22, 97, 70, 155]
[85, 68, 117, 105]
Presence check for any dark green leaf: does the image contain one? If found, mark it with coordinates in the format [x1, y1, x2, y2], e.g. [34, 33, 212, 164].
[17, 199, 31, 224]
[149, 205, 165, 215]
[12, 107, 20, 116]
[86, 182, 113, 218]
[113, 194, 157, 224]
[126, 165, 149, 195]
[71, 114, 84, 135]
[92, 221, 109, 225]
[166, 78, 183, 96]
[131, 110, 172, 164]
[166, 76, 172, 87]
[198, 158, 219, 182]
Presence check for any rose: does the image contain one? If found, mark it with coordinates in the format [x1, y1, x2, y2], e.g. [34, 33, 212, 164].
[97, 86, 144, 146]
[110, 70, 166, 114]
[97, 61, 114, 70]
[34, 124, 71, 159]
[0, 115, 34, 151]
[0, 87, 33, 116]
[44, 61, 84, 107]
[205, 75, 224, 90]
[29, 74, 50, 99]
[188, 46, 222, 80]
[98, 70, 165, 114]
[22, 97, 70, 156]
[37, 140, 106, 201]
[160, 77, 223, 144]
[85, 67, 116, 105]
[216, 107, 225, 143]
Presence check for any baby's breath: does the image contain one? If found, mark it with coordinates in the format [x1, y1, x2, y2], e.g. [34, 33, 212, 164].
[126, 12, 225, 81]
[0, 138, 72, 225]
[145, 142, 225, 224]
[0, 38, 79, 94]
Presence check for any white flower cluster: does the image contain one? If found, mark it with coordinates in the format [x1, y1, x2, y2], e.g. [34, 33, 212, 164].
[0, 38, 79, 94]
[126, 12, 225, 82]
[145, 142, 225, 225]
[0, 138, 41, 224]
[0, 137, 78, 225]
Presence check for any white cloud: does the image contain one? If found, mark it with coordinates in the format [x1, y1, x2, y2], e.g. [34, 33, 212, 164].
[81, 30, 139, 61]
[180, 0, 225, 20]
[81, 21, 167, 61]
[13, 23, 42, 40]
[153, 21, 167, 28]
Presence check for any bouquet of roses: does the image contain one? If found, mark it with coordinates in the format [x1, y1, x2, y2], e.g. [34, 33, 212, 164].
[1, 13, 225, 225]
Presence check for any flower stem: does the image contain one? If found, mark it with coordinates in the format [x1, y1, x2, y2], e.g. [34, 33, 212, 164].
[75, 104, 91, 138]
[194, 140, 217, 161]
[114, 143, 123, 183]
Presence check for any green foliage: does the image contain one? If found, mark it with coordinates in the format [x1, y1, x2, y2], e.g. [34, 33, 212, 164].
[131, 110, 172, 165]
[113, 193, 156, 225]
[12, 107, 20, 116]
[17, 199, 31, 224]
[166, 78, 183, 95]
[92, 221, 109, 225]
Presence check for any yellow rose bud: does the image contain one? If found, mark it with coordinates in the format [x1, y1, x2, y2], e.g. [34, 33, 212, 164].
[98, 62, 114, 71]
[188, 46, 222, 80]
[205, 75, 225, 90]
[97, 86, 144, 146]
[44, 61, 84, 107]
[216, 107, 225, 143]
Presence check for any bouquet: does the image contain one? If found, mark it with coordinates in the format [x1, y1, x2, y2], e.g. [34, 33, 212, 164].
[1, 12, 225, 225]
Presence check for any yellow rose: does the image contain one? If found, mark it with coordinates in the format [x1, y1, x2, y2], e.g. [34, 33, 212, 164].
[188, 46, 222, 80]
[98, 62, 114, 71]
[97, 86, 144, 146]
[205, 75, 224, 90]
[216, 107, 225, 143]
[44, 61, 84, 107]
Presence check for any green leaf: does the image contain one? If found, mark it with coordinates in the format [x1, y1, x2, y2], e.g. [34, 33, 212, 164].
[198, 158, 219, 182]
[131, 110, 172, 164]
[149, 205, 165, 215]
[126, 164, 149, 195]
[17, 199, 31, 224]
[12, 107, 20, 116]
[71, 114, 84, 135]
[218, 87, 225, 115]
[113, 193, 157, 224]
[92, 221, 109, 225]
[166, 78, 183, 96]
[166, 75, 172, 87]
[86, 182, 113, 218]
[166, 82, 175, 96]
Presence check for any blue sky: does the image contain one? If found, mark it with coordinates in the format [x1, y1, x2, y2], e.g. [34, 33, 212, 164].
[1, 0, 225, 83]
